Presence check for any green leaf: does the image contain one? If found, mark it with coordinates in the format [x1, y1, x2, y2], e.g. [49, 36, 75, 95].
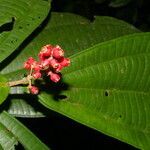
[2, 13, 140, 76]
[0, 0, 50, 63]
[1, 13, 140, 118]
[0, 111, 49, 149]
[0, 121, 18, 150]
[0, 75, 9, 105]
[109, 0, 131, 7]
[0, 16, 12, 27]
[6, 86, 45, 117]
[39, 32, 150, 150]
[7, 97, 45, 118]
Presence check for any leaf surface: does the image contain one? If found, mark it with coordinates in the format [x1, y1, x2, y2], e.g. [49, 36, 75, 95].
[0, 111, 49, 149]
[39, 33, 150, 150]
[0, 0, 50, 63]
[0, 75, 9, 105]
[1, 13, 140, 118]
[2, 12, 140, 78]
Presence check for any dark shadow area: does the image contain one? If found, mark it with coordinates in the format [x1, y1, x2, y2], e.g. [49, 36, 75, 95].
[18, 110, 139, 150]
[36, 75, 70, 101]
[0, 75, 71, 117]
[15, 143, 24, 150]
[51, 0, 94, 20]
[51, 0, 150, 31]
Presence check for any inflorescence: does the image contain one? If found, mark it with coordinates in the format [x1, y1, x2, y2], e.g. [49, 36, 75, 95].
[23, 44, 70, 94]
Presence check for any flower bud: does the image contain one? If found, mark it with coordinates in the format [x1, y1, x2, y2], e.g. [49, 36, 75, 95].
[55, 64, 63, 72]
[33, 62, 41, 71]
[59, 58, 70, 67]
[41, 58, 51, 68]
[29, 86, 39, 94]
[27, 57, 35, 64]
[32, 71, 41, 79]
[48, 72, 61, 83]
[52, 45, 64, 59]
[39, 44, 53, 61]
[24, 62, 31, 70]
[24, 57, 35, 70]
[49, 59, 59, 68]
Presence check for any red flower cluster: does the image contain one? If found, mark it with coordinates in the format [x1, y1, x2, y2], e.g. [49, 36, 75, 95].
[24, 44, 70, 94]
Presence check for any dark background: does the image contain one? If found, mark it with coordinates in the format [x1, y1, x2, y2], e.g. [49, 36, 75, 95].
[18, 0, 149, 149]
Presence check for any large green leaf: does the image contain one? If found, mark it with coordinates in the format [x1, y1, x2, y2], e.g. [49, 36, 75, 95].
[0, 16, 12, 27]
[0, 13, 140, 118]
[1, 12, 140, 75]
[0, 75, 9, 105]
[0, 0, 50, 63]
[39, 32, 150, 150]
[0, 111, 49, 149]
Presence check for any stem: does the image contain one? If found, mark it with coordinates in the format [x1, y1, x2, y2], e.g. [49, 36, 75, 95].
[8, 75, 33, 87]
[28, 67, 33, 87]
